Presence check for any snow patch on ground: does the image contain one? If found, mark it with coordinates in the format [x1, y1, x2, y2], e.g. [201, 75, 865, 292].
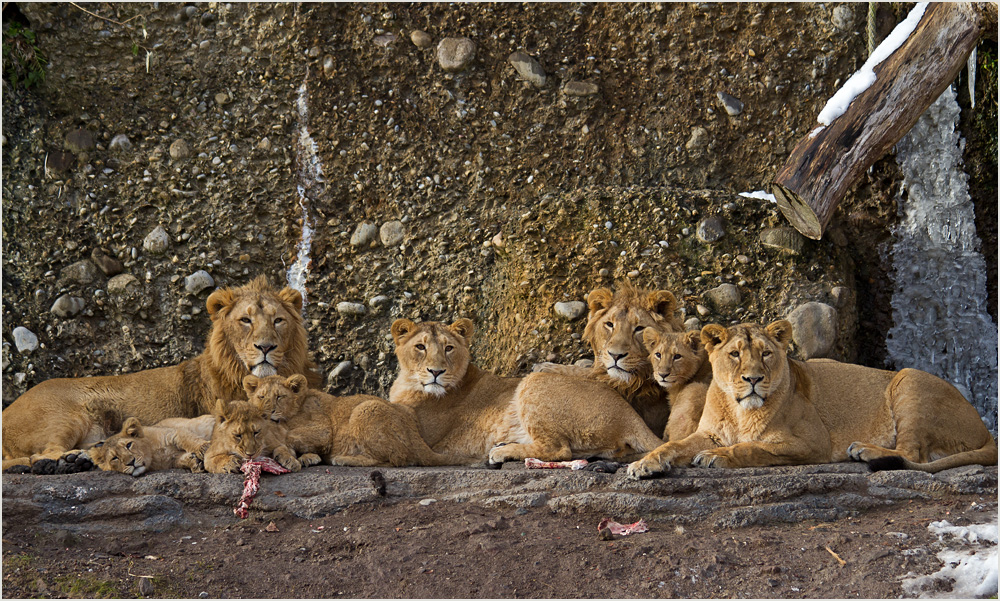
[901, 519, 998, 598]
[817, 2, 927, 125]
[738, 190, 776, 203]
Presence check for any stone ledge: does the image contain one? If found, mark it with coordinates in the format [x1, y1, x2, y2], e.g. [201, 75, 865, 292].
[2, 462, 995, 533]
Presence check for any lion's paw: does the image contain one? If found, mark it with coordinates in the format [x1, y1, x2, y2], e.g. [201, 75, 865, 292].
[276, 454, 302, 472]
[193, 442, 211, 461]
[692, 450, 731, 468]
[626, 457, 670, 480]
[298, 453, 322, 467]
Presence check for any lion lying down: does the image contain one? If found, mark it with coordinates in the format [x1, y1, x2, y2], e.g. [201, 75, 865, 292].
[89, 415, 215, 476]
[244, 374, 474, 467]
[2, 276, 321, 473]
[389, 318, 664, 467]
[627, 320, 997, 479]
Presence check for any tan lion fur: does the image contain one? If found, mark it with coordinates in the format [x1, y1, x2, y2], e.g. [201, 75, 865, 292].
[388, 318, 664, 466]
[202, 400, 301, 473]
[244, 374, 471, 467]
[535, 283, 684, 435]
[2, 276, 321, 470]
[628, 320, 998, 478]
[642, 327, 711, 441]
[89, 415, 215, 476]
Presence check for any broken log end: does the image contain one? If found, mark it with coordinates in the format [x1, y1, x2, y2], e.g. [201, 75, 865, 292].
[771, 183, 824, 240]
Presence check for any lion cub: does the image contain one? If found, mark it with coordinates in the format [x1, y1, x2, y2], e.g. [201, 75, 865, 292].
[89, 415, 215, 476]
[202, 400, 302, 474]
[244, 374, 470, 467]
[643, 328, 711, 442]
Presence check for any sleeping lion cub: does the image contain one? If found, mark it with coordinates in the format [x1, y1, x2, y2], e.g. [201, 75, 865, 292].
[89, 415, 215, 476]
[244, 374, 471, 467]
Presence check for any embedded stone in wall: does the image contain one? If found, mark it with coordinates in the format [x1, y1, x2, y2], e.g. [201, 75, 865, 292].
[787, 301, 838, 359]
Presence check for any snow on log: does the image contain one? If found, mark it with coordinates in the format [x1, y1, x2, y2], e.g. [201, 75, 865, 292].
[771, 2, 993, 240]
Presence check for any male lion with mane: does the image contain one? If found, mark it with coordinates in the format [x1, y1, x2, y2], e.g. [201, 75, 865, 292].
[535, 283, 684, 435]
[2, 276, 321, 473]
[627, 320, 997, 478]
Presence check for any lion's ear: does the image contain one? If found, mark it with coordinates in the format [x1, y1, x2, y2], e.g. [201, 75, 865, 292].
[701, 324, 729, 353]
[243, 375, 260, 396]
[641, 327, 660, 351]
[206, 288, 234, 318]
[278, 287, 303, 315]
[587, 288, 614, 313]
[766, 320, 794, 348]
[684, 330, 703, 353]
[646, 290, 677, 321]
[123, 417, 143, 438]
[286, 374, 308, 394]
[449, 318, 475, 344]
[212, 399, 229, 420]
[391, 319, 417, 345]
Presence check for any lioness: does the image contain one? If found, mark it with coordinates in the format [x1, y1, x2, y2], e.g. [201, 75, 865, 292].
[534, 283, 683, 434]
[245, 374, 472, 467]
[389, 318, 664, 466]
[643, 327, 710, 442]
[89, 415, 215, 476]
[2, 276, 321, 472]
[203, 400, 301, 474]
[627, 320, 998, 478]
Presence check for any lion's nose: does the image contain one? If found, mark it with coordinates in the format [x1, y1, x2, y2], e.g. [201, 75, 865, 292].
[255, 343, 277, 356]
[428, 368, 445, 379]
[610, 352, 628, 363]
[742, 375, 763, 386]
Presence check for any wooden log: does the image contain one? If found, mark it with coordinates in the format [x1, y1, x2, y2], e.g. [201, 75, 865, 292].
[771, 2, 990, 240]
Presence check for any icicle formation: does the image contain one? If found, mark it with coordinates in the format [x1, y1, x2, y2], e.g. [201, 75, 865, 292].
[287, 78, 323, 307]
[888, 86, 998, 433]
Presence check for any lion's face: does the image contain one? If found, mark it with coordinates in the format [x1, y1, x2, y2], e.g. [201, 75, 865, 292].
[583, 285, 682, 384]
[89, 418, 155, 477]
[390, 318, 474, 397]
[702, 320, 793, 410]
[206, 278, 308, 380]
[244, 374, 308, 423]
[212, 400, 269, 460]
[643, 328, 706, 389]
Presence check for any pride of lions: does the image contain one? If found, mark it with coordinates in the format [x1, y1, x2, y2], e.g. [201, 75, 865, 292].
[2, 276, 996, 481]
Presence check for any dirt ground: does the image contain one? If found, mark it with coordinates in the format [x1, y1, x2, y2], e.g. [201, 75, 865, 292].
[2, 485, 995, 599]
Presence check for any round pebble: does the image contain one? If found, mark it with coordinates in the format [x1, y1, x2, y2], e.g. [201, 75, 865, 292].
[696, 216, 726, 243]
[143, 226, 171, 255]
[554, 301, 587, 321]
[51, 295, 85, 318]
[185, 270, 215, 295]
[411, 30, 432, 48]
[337, 302, 366, 316]
[379, 220, 405, 247]
[169, 139, 191, 160]
[13, 327, 38, 353]
[350, 222, 378, 247]
[437, 37, 476, 72]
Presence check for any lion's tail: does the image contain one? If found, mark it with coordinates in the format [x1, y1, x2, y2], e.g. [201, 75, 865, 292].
[868, 434, 998, 474]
